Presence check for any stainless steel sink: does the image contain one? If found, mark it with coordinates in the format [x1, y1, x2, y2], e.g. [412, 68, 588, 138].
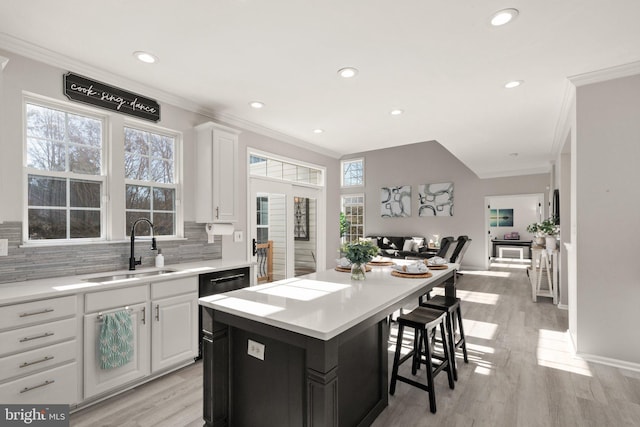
[83, 269, 177, 283]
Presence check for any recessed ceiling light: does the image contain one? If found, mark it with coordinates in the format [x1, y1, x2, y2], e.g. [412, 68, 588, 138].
[491, 8, 519, 26]
[313, 129, 324, 134]
[337, 67, 358, 78]
[504, 80, 523, 89]
[133, 51, 158, 64]
[390, 109, 404, 116]
[249, 101, 265, 109]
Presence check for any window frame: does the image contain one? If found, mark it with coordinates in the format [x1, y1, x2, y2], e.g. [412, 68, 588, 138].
[23, 94, 108, 244]
[341, 158, 364, 188]
[123, 121, 182, 238]
[21, 93, 184, 245]
[341, 193, 365, 243]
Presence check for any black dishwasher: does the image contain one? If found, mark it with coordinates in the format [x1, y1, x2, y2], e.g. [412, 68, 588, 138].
[198, 267, 251, 359]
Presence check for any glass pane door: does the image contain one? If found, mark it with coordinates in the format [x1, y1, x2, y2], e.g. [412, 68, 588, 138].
[293, 194, 317, 277]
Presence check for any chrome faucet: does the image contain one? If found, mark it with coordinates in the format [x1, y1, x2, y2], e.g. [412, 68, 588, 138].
[129, 218, 157, 270]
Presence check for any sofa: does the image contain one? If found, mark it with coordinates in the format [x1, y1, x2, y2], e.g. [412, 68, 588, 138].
[365, 235, 436, 259]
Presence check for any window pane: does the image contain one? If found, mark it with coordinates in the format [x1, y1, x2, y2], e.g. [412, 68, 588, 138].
[26, 104, 65, 141]
[266, 159, 283, 179]
[67, 113, 101, 147]
[124, 128, 148, 154]
[126, 213, 152, 236]
[70, 210, 100, 238]
[26, 138, 66, 171]
[151, 134, 174, 159]
[343, 159, 363, 186]
[153, 213, 174, 235]
[70, 180, 101, 208]
[126, 185, 151, 209]
[282, 162, 296, 181]
[125, 153, 149, 181]
[257, 228, 268, 243]
[28, 209, 66, 239]
[28, 175, 66, 207]
[249, 155, 267, 176]
[150, 159, 173, 183]
[69, 145, 101, 175]
[153, 188, 175, 211]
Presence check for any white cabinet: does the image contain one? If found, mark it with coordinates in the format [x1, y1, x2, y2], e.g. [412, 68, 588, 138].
[151, 277, 198, 372]
[83, 286, 150, 400]
[151, 293, 198, 372]
[0, 295, 78, 405]
[195, 121, 241, 223]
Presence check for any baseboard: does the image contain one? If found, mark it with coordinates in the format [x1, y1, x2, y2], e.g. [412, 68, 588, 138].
[557, 303, 568, 310]
[566, 330, 640, 372]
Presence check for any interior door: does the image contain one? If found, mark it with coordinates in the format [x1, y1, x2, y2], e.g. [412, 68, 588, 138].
[250, 179, 289, 283]
[249, 179, 322, 282]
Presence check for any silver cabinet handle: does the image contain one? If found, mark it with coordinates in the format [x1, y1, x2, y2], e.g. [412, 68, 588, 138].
[209, 273, 245, 283]
[155, 304, 160, 321]
[216, 206, 219, 219]
[19, 308, 54, 318]
[142, 307, 146, 325]
[19, 332, 54, 343]
[20, 380, 55, 393]
[20, 356, 54, 368]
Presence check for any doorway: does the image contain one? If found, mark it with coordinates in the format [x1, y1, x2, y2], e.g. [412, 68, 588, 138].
[484, 193, 544, 269]
[249, 178, 323, 283]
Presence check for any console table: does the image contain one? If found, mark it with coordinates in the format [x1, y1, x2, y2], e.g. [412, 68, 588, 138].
[529, 247, 558, 304]
[492, 239, 532, 259]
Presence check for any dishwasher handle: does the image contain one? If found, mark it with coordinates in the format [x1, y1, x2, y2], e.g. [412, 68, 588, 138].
[209, 273, 245, 283]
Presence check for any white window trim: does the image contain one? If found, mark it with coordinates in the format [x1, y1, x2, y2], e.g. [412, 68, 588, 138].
[123, 119, 184, 239]
[341, 157, 365, 188]
[23, 93, 109, 244]
[21, 93, 184, 245]
[341, 193, 365, 243]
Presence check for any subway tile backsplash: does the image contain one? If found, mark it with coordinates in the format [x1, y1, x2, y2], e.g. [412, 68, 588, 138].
[0, 222, 222, 284]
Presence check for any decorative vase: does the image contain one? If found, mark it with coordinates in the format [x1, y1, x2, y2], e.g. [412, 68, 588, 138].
[350, 263, 367, 280]
[545, 236, 557, 253]
[535, 236, 545, 246]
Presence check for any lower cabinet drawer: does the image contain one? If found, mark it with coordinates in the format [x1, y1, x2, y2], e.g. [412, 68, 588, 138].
[0, 340, 76, 381]
[0, 318, 77, 357]
[0, 362, 77, 405]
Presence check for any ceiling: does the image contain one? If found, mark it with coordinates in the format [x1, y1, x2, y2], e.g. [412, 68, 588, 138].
[1, 1, 639, 178]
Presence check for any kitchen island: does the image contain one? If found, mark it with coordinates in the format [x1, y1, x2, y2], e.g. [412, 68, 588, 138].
[199, 261, 457, 427]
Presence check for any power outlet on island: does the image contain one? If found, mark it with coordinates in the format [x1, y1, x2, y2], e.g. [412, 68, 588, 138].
[247, 339, 265, 361]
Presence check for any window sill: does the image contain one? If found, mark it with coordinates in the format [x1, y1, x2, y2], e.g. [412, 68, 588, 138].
[20, 237, 187, 249]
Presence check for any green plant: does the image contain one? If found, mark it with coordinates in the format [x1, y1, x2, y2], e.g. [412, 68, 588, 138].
[339, 212, 350, 238]
[527, 217, 559, 236]
[341, 240, 378, 265]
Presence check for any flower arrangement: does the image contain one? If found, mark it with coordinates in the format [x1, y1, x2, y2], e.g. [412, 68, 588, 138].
[527, 217, 559, 236]
[341, 239, 379, 265]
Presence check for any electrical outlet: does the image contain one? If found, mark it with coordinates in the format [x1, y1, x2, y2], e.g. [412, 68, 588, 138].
[247, 339, 265, 360]
[0, 239, 8, 256]
[234, 231, 243, 243]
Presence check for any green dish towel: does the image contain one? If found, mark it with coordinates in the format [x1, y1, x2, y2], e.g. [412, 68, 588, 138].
[99, 310, 134, 370]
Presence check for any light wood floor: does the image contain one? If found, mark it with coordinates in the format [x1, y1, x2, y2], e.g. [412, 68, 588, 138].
[70, 261, 640, 426]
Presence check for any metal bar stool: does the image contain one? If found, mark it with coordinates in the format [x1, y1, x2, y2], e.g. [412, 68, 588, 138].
[389, 306, 455, 413]
[420, 295, 469, 381]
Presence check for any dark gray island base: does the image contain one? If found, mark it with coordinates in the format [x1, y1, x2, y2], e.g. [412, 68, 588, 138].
[201, 267, 456, 426]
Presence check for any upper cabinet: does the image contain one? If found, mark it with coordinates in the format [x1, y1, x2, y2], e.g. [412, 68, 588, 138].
[195, 122, 241, 223]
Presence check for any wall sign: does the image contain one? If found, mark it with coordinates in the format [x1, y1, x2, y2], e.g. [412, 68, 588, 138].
[63, 72, 160, 122]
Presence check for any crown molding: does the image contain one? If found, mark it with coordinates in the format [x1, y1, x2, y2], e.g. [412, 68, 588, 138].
[569, 60, 640, 87]
[0, 32, 342, 159]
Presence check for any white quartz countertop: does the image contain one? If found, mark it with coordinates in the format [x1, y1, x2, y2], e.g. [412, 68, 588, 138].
[199, 260, 457, 341]
[0, 259, 254, 306]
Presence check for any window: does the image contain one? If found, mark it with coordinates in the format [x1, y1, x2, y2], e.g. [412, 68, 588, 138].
[249, 154, 323, 186]
[341, 194, 365, 243]
[25, 102, 105, 241]
[124, 126, 177, 236]
[256, 195, 269, 243]
[341, 158, 364, 187]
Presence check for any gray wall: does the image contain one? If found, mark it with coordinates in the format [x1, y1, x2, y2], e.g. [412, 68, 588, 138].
[575, 73, 640, 364]
[0, 49, 341, 281]
[342, 141, 550, 269]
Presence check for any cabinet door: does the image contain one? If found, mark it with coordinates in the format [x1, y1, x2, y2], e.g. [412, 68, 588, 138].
[195, 122, 240, 223]
[151, 293, 198, 373]
[83, 302, 150, 399]
[212, 129, 238, 222]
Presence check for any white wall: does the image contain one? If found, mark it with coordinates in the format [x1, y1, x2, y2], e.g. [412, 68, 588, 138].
[574, 73, 640, 365]
[343, 141, 550, 269]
